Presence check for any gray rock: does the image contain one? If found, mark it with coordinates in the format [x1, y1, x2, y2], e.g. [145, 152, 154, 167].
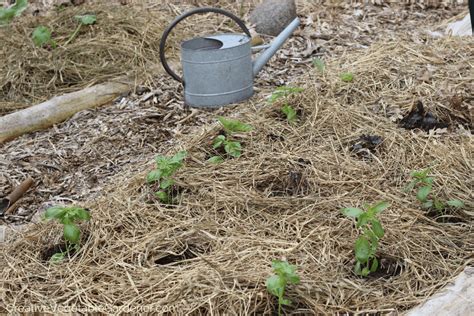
[249, 0, 297, 36]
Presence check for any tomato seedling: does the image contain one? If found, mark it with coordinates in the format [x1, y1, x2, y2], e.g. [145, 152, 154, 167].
[209, 117, 252, 162]
[341, 201, 389, 277]
[406, 168, 464, 215]
[44, 206, 90, 263]
[147, 151, 187, 203]
[266, 260, 300, 316]
[268, 86, 304, 124]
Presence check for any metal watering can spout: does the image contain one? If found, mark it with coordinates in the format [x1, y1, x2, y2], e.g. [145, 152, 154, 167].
[252, 18, 301, 77]
[159, 7, 300, 108]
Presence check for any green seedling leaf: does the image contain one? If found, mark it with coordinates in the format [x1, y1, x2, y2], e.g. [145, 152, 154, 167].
[370, 201, 390, 214]
[74, 208, 90, 221]
[32, 26, 54, 47]
[370, 257, 379, 272]
[422, 200, 433, 209]
[155, 191, 169, 203]
[75, 14, 97, 25]
[160, 178, 174, 190]
[147, 169, 162, 183]
[218, 117, 253, 134]
[341, 207, 364, 218]
[63, 223, 80, 244]
[355, 236, 370, 263]
[224, 141, 242, 158]
[213, 135, 226, 149]
[312, 57, 325, 73]
[170, 151, 187, 164]
[371, 219, 384, 239]
[208, 156, 224, 164]
[417, 185, 432, 202]
[268, 86, 304, 103]
[44, 206, 66, 220]
[281, 104, 297, 124]
[361, 267, 370, 276]
[280, 298, 292, 306]
[446, 199, 464, 208]
[340, 72, 354, 82]
[0, 0, 28, 25]
[266, 274, 284, 298]
[434, 199, 445, 211]
[50, 252, 65, 263]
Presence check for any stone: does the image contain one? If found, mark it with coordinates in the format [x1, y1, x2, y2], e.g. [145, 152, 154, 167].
[406, 267, 474, 316]
[249, 0, 297, 36]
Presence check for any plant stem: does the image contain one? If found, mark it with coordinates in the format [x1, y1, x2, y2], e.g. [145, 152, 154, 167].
[64, 23, 82, 45]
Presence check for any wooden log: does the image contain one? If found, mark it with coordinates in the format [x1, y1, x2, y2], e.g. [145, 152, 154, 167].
[0, 78, 133, 144]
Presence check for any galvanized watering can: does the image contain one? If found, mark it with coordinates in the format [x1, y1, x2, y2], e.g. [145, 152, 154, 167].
[159, 7, 300, 107]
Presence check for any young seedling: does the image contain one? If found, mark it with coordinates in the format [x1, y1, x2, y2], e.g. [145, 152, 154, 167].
[32, 26, 56, 48]
[44, 206, 91, 263]
[147, 151, 187, 203]
[406, 168, 464, 214]
[0, 0, 27, 25]
[266, 260, 300, 316]
[64, 14, 97, 45]
[268, 86, 304, 124]
[340, 72, 354, 82]
[341, 201, 389, 277]
[209, 117, 252, 162]
[312, 57, 325, 73]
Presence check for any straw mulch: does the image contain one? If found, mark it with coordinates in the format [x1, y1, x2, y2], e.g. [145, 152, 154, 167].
[0, 4, 168, 114]
[1, 36, 473, 314]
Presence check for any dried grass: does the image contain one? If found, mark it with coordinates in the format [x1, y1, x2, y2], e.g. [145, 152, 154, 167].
[1, 36, 473, 314]
[0, 3, 168, 113]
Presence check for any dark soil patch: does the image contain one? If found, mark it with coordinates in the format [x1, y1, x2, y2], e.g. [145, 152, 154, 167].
[426, 208, 467, 224]
[155, 244, 204, 266]
[399, 101, 449, 131]
[255, 169, 309, 197]
[41, 243, 77, 262]
[350, 134, 383, 159]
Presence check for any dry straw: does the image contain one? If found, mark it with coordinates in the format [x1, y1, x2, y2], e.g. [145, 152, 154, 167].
[0, 4, 168, 114]
[1, 35, 472, 314]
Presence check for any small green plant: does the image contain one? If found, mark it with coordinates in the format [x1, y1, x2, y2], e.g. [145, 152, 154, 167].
[64, 14, 97, 45]
[281, 104, 297, 124]
[0, 0, 27, 25]
[266, 260, 300, 316]
[340, 72, 354, 82]
[341, 201, 389, 277]
[268, 86, 304, 124]
[406, 168, 464, 214]
[147, 151, 187, 203]
[32, 26, 56, 48]
[209, 117, 252, 161]
[44, 206, 91, 262]
[312, 57, 325, 73]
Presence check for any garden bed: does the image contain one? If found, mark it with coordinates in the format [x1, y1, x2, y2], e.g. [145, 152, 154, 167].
[2, 33, 473, 313]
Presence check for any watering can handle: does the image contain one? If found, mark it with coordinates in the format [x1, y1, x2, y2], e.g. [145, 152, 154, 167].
[159, 7, 252, 83]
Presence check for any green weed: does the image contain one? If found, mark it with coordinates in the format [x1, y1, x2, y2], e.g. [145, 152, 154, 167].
[0, 0, 27, 25]
[340, 72, 354, 82]
[312, 57, 325, 73]
[341, 201, 389, 277]
[32, 26, 56, 48]
[266, 260, 300, 316]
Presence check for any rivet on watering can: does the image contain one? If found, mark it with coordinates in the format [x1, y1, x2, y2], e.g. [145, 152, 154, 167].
[159, 7, 300, 108]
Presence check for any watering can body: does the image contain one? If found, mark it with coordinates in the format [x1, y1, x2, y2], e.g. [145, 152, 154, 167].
[160, 7, 300, 108]
[181, 34, 254, 107]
